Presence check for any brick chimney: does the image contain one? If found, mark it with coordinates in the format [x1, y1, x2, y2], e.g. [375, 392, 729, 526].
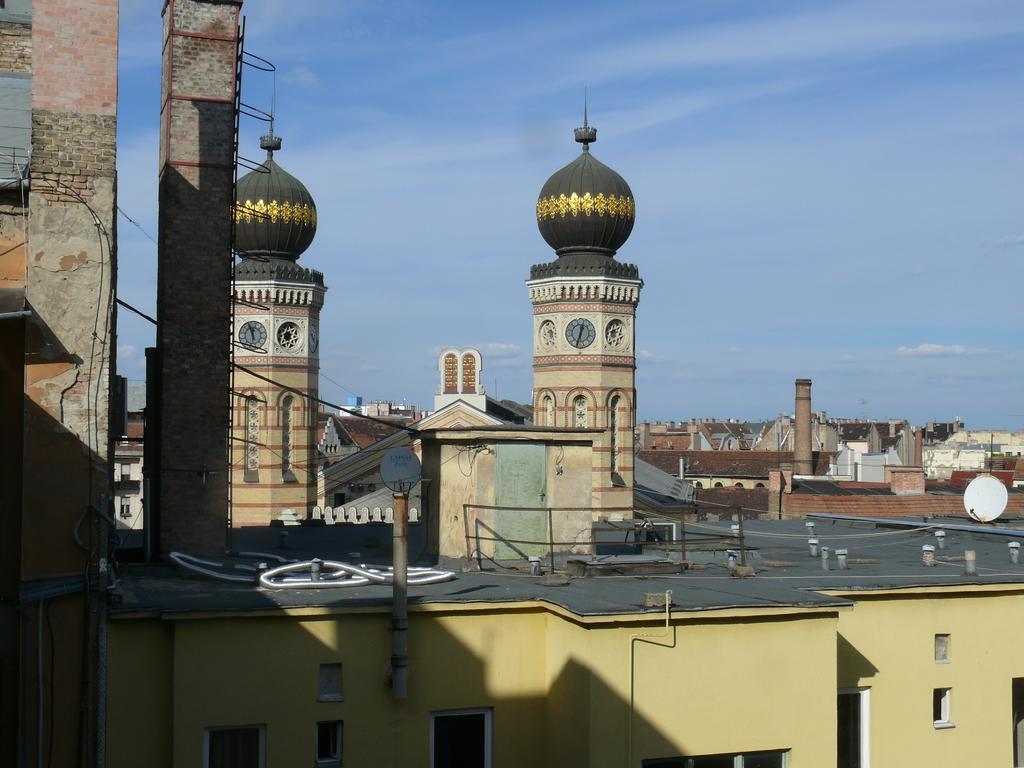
[914, 427, 924, 466]
[886, 465, 925, 496]
[794, 378, 813, 475]
[155, 0, 242, 555]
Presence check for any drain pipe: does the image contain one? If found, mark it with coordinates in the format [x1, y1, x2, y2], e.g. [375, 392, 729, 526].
[391, 492, 409, 700]
[628, 591, 675, 767]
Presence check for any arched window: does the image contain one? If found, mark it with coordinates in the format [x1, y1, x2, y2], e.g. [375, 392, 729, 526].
[694, 481, 703, 489]
[538, 394, 555, 427]
[755, 482, 766, 489]
[713, 482, 724, 488]
[245, 396, 260, 479]
[443, 353, 458, 393]
[573, 395, 588, 428]
[461, 353, 477, 393]
[734, 482, 744, 489]
[609, 395, 621, 472]
[282, 395, 294, 474]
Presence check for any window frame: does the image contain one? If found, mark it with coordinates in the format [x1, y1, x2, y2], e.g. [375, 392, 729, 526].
[202, 724, 266, 768]
[429, 707, 492, 768]
[642, 751, 788, 767]
[934, 633, 950, 663]
[933, 687, 954, 729]
[838, 686, 871, 768]
[318, 662, 343, 702]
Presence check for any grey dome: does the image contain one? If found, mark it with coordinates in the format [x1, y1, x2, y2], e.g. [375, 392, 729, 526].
[234, 134, 317, 260]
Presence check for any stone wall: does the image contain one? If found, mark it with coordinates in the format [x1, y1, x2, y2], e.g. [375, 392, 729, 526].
[0, 21, 31, 74]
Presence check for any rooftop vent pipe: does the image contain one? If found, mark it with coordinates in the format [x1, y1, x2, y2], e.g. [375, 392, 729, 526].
[964, 550, 977, 577]
[1010, 542, 1020, 565]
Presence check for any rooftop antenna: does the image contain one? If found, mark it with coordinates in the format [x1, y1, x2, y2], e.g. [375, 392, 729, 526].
[574, 87, 597, 150]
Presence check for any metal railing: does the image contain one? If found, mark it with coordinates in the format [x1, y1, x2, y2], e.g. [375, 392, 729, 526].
[461, 503, 751, 572]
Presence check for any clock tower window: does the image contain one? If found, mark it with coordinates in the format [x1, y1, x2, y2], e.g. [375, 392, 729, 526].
[573, 395, 589, 428]
[610, 395, 620, 472]
[245, 396, 260, 481]
[282, 395, 294, 477]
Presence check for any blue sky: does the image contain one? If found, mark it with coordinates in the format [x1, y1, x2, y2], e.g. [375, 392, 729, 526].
[115, 0, 1024, 429]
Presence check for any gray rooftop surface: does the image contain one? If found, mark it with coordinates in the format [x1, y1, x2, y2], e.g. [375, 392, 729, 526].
[110, 518, 1024, 619]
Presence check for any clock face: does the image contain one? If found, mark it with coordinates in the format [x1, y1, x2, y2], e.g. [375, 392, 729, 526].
[309, 325, 319, 353]
[276, 321, 303, 352]
[238, 320, 267, 349]
[565, 317, 596, 349]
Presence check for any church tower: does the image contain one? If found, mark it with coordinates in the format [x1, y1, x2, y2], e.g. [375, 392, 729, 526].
[529, 114, 642, 513]
[230, 131, 325, 525]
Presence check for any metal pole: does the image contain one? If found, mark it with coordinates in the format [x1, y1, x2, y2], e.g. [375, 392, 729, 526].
[391, 491, 409, 700]
[735, 507, 747, 567]
[548, 507, 555, 574]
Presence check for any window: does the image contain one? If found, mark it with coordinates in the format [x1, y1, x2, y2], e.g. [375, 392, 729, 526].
[934, 634, 950, 662]
[643, 752, 787, 767]
[204, 725, 265, 768]
[0, 74, 30, 178]
[838, 688, 870, 768]
[933, 688, 953, 728]
[610, 396, 620, 472]
[318, 663, 342, 702]
[281, 395, 294, 475]
[431, 708, 491, 768]
[573, 396, 588, 428]
[119, 463, 131, 481]
[332, 492, 346, 508]
[694, 481, 703, 489]
[119, 499, 131, 519]
[316, 721, 342, 765]
[1013, 678, 1024, 767]
[539, 394, 554, 427]
[245, 396, 260, 480]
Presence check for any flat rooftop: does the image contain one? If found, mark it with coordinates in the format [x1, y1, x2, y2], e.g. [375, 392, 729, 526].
[110, 517, 1024, 619]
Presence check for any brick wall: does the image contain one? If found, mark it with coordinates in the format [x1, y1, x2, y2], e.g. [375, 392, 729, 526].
[0, 21, 31, 74]
[30, 0, 117, 114]
[156, 0, 242, 555]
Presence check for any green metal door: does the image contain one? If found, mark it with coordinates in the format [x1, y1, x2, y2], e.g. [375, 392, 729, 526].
[494, 442, 547, 559]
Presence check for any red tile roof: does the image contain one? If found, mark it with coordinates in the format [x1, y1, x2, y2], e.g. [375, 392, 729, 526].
[638, 450, 834, 478]
[783, 493, 1024, 519]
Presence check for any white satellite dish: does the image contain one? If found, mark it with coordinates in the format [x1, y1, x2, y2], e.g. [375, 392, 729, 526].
[380, 447, 421, 494]
[963, 474, 1008, 522]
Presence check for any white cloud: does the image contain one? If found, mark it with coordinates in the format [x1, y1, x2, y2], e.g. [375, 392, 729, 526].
[896, 344, 996, 357]
[483, 342, 520, 358]
[281, 66, 320, 88]
[995, 234, 1024, 249]
[637, 350, 669, 363]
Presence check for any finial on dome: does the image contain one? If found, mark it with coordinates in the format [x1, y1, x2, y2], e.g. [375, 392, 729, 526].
[573, 89, 597, 150]
[259, 125, 282, 156]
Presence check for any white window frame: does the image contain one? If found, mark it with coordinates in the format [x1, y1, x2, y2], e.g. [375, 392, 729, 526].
[429, 708, 492, 768]
[838, 687, 871, 767]
[933, 687, 954, 728]
[203, 724, 266, 768]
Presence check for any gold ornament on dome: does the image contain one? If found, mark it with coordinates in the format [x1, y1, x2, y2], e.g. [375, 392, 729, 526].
[234, 198, 318, 227]
[536, 191, 634, 222]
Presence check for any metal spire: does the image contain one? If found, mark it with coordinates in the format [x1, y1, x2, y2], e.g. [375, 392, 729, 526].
[574, 88, 597, 150]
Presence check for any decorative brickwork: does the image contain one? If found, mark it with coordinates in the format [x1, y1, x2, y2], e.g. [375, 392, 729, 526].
[0, 21, 31, 74]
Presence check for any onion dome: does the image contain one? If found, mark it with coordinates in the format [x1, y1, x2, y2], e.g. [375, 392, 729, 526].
[234, 131, 317, 260]
[536, 110, 635, 259]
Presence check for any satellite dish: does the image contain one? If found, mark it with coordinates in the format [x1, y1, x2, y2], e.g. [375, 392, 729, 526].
[380, 447, 421, 494]
[963, 474, 1008, 522]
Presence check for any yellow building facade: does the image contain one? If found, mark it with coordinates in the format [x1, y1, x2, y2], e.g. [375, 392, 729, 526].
[107, 578, 1024, 767]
